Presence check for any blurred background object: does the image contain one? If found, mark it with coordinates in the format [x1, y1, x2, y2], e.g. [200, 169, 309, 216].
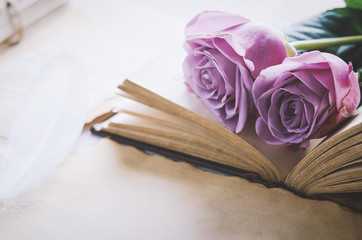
[0, 0, 67, 45]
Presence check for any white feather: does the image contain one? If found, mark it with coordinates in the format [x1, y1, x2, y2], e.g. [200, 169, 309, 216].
[0, 54, 89, 203]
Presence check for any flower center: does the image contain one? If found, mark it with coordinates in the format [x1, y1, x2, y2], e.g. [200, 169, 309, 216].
[283, 100, 297, 119]
[280, 93, 310, 133]
[201, 69, 214, 89]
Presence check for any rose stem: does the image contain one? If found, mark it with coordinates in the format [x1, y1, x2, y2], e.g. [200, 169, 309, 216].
[290, 35, 362, 50]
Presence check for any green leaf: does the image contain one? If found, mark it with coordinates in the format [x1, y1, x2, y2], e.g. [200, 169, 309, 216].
[332, 8, 362, 34]
[283, 8, 362, 41]
[345, 0, 362, 10]
[283, 7, 362, 75]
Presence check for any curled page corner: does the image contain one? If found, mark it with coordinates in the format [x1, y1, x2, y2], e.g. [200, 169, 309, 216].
[0, 54, 89, 201]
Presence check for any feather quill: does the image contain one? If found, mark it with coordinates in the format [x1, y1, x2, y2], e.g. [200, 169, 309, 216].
[0, 54, 88, 203]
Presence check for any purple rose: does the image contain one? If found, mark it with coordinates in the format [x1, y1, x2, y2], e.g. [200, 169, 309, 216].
[253, 51, 360, 149]
[183, 11, 288, 133]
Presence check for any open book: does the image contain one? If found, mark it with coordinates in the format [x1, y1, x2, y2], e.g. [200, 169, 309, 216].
[92, 79, 362, 211]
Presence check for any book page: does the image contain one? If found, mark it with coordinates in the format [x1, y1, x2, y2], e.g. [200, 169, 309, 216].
[285, 108, 362, 189]
[98, 99, 278, 181]
[308, 160, 362, 195]
[114, 81, 282, 182]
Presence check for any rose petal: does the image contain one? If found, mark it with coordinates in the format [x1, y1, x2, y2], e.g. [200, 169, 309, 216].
[291, 70, 327, 97]
[185, 11, 250, 37]
[212, 37, 246, 67]
[227, 22, 287, 78]
[255, 117, 285, 145]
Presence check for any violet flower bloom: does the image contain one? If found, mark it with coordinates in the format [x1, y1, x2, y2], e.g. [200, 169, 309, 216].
[183, 11, 288, 133]
[253, 51, 360, 149]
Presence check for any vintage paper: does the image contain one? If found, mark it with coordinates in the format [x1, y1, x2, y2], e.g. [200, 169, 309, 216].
[0, 138, 361, 239]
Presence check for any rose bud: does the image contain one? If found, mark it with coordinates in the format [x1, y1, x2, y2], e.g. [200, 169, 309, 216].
[252, 51, 360, 149]
[183, 11, 289, 133]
